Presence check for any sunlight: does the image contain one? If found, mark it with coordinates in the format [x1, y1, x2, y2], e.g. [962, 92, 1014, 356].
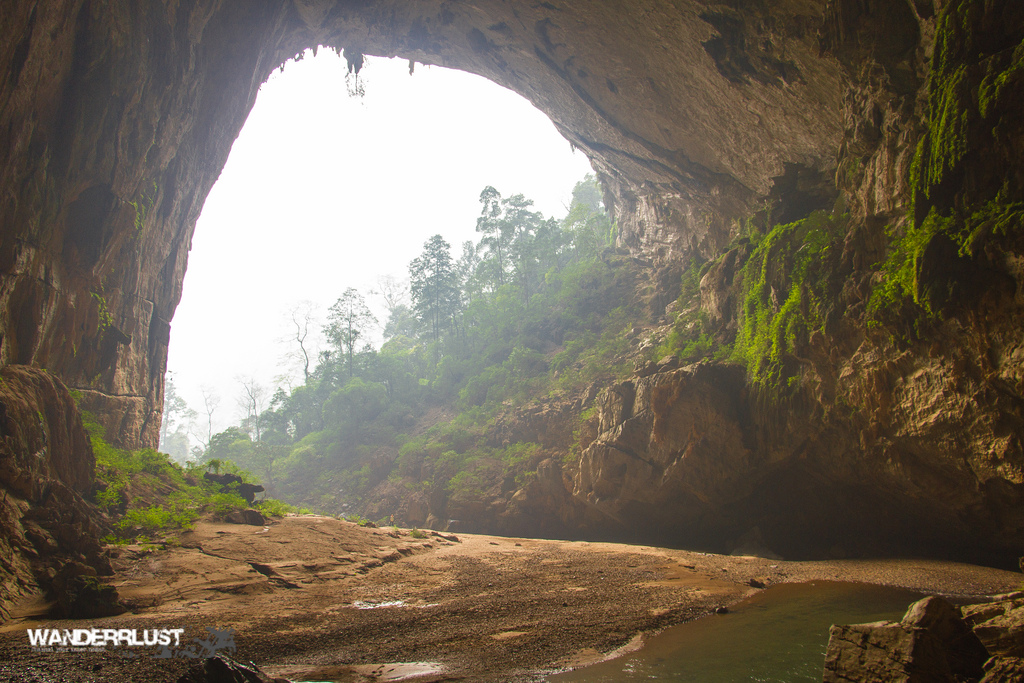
[165, 51, 593, 434]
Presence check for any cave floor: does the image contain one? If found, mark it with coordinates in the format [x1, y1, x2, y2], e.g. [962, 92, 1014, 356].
[0, 515, 1020, 682]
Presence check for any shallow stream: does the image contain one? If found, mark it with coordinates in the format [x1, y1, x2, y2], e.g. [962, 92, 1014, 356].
[549, 581, 923, 682]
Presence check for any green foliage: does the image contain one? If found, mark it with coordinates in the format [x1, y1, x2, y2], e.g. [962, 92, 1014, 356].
[869, 199, 1024, 319]
[189, 175, 642, 518]
[86, 422, 278, 543]
[734, 212, 843, 389]
[912, 1, 1024, 211]
[410, 528, 427, 539]
[128, 181, 157, 237]
[90, 291, 114, 334]
[208, 492, 248, 518]
[253, 498, 297, 517]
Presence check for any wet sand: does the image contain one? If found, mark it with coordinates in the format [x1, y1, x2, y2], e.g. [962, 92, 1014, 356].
[0, 515, 1019, 682]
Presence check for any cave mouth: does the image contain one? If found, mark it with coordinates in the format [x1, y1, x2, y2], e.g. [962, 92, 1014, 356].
[164, 50, 592, 445]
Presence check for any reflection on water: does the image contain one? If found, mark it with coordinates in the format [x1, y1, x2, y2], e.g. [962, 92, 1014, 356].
[550, 581, 922, 682]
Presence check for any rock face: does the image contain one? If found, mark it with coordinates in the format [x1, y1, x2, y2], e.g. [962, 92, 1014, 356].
[0, 365, 113, 619]
[823, 596, 987, 682]
[825, 593, 1024, 683]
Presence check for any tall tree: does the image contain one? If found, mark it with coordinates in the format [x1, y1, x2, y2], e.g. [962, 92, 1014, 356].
[475, 186, 509, 288]
[286, 301, 318, 384]
[475, 186, 545, 300]
[373, 275, 408, 319]
[502, 192, 544, 302]
[325, 288, 377, 377]
[564, 174, 614, 260]
[190, 385, 220, 456]
[236, 376, 268, 442]
[160, 375, 196, 464]
[409, 234, 459, 344]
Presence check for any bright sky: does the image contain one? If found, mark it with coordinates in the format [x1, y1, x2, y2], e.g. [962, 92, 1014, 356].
[165, 51, 593, 435]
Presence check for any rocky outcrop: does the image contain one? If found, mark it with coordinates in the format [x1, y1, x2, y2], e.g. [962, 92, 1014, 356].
[204, 472, 265, 505]
[0, 365, 114, 619]
[177, 654, 288, 683]
[825, 593, 1024, 682]
[823, 595, 988, 682]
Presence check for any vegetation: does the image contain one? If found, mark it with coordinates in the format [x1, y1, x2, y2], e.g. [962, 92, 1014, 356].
[83, 412, 298, 545]
[733, 212, 844, 389]
[192, 175, 639, 515]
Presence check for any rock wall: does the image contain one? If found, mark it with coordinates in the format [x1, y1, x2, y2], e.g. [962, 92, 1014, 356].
[0, 365, 112, 619]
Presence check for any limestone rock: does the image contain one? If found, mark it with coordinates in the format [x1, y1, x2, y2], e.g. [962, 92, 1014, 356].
[0, 0, 847, 447]
[823, 596, 987, 682]
[0, 365, 114, 619]
[177, 654, 287, 683]
[204, 472, 265, 505]
[963, 593, 1024, 659]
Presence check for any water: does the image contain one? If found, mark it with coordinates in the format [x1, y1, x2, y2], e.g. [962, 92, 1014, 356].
[549, 581, 922, 682]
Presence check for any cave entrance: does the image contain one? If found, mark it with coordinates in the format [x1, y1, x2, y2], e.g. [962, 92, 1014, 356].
[162, 50, 592, 456]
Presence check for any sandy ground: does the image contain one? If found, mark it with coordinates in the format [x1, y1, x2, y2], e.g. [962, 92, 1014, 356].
[0, 514, 1020, 682]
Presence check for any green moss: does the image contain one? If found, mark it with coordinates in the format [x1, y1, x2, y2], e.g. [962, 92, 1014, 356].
[733, 211, 842, 390]
[912, 63, 971, 199]
[912, 1, 1024, 208]
[90, 291, 113, 333]
[979, 39, 1024, 118]
[869, 198, 1024, 321]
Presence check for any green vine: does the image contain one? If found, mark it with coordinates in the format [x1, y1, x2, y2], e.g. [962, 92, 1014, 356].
[90, 290, 113, 334]
[128, 181, 158, 238]
[733, 211, 844, 391]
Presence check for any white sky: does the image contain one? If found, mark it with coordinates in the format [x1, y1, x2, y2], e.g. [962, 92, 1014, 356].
[165, 52, 593, 434]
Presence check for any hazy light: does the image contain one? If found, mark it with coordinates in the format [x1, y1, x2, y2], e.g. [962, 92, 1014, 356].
[165, 52, 593, 433]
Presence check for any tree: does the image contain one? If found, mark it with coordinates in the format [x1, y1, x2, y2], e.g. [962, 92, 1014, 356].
[456, 240, 485, 304]
[189, 385, 220, 455]
[409, 234, 460, 344]
[501, 192, 544, 301]
[564, 174, 614, 260]
[475, 186, 509, 288]
[475, 186, 545, 300]
[236, 377, 269, 442]
[285, 301, 318, 384]
[160, 375, 196, 464]
[373, 275, 408, 320]
[325, 288, 377, 377]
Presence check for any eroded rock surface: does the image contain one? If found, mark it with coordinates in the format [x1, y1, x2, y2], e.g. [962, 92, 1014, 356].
[0, 365, 113, 619]
[825, 593, 1024, 683]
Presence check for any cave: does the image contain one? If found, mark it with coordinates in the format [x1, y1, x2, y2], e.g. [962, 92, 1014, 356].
[3, 0, 1024, 578]
[1, 0, 848, 448]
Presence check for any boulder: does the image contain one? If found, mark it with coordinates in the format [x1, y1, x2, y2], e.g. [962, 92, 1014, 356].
[962, 593, 1024, 659]
[823, 596, 987, 682]
[224, 510, 266, 526]
[203, 472, 265, 505]
[177, 654, 288, 683]
[49, 561, 124, 619]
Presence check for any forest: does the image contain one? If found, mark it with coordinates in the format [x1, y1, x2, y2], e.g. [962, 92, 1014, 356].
[158, 174, 643, 521]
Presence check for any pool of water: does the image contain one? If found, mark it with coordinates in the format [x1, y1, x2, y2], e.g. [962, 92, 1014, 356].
[549, 581, 923, 682]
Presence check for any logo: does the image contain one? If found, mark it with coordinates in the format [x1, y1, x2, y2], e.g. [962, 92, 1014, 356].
[26, 626, 236, 658]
